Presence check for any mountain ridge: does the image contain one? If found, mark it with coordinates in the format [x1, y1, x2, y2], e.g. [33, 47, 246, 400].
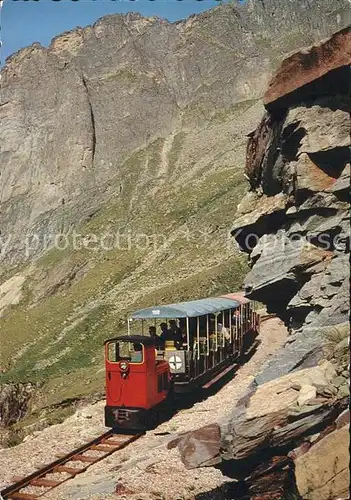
[2, 0, 350, 267]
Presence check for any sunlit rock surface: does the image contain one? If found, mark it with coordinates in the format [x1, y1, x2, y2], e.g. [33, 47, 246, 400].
[232, 27, 351, 383]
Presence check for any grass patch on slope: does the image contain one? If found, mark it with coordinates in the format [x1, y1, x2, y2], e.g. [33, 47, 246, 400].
[0, 247, 138, 374]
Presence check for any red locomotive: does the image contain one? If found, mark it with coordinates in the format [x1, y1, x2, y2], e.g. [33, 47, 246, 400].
[105, 293, 259, 430]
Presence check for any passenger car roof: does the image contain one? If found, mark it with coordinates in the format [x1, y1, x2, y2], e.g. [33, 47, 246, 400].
[221, 292, 250, 304]
[130, 295, 241, 319]
[104, 335, 157, 346]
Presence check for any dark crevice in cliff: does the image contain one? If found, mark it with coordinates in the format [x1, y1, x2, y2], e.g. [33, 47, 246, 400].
[261, 118, 286, 195]
[309, 228, 347, 252]
[245, 276, 300, 316]
[196, 458, 301, 500]
[308, 147, 350, 177]
[233, 209, 286, 253]
[304, 87, 351, 112]
[333, 187, 350, 203]
[294, 188, 312, 206]
[290, 206, 338, 219]
[281, 123, 306, 162]
[289, 306, 312, 330]
[82, 76, 96, 166]
[246, 110, 287, 191]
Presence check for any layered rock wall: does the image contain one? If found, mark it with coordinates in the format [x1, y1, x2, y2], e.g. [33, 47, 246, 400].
[174, 27, 350, 499]
[232, 26, 350, 383]
[172, 362, 349, 498]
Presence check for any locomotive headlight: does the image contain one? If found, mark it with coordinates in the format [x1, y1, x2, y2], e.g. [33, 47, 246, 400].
[119, 360, 129, 372]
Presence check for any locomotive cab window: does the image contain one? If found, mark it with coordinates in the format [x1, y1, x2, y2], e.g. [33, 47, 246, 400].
[107, 341, 144, 364]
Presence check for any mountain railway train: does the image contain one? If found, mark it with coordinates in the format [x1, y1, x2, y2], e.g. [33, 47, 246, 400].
[104, 293, 260, 430]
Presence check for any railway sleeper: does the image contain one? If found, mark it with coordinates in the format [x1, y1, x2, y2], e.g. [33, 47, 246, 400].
[53, 465, 86, 475]
[70, 454, 98, 463]
[101, 438, 125, 446]
[7, 493, 39, 500]
[30, 478, 61, 488]
[90, 444, 119, 452]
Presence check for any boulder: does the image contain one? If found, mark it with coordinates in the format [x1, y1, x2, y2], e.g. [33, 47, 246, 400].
[294, 424, 350, 500]
[174, 363, 348, 472]
[168, 423, 221, 469]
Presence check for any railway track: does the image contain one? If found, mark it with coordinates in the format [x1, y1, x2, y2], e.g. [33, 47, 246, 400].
[0, 431, 142, 500]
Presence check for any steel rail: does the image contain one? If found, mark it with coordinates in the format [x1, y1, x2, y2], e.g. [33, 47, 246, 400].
[1, 431, 142, 499]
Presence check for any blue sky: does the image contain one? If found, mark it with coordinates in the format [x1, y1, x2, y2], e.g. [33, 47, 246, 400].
[1, 0, 236, 64]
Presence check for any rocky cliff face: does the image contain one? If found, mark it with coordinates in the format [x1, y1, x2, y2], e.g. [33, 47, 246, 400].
[173, 27, 350, 499]
[232, 26, 350, 383]
[0, 0, 350, 422]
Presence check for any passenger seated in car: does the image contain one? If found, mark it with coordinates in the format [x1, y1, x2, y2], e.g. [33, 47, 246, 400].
[159, 322, 170, 342]
[169, 320, 182, 341]
[218, 322, 230, 340]
[149, 326, 164, 348]
[160, 321, 181, 349]
[168, 320, 183, 349]
[130, 343, 143, 363]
